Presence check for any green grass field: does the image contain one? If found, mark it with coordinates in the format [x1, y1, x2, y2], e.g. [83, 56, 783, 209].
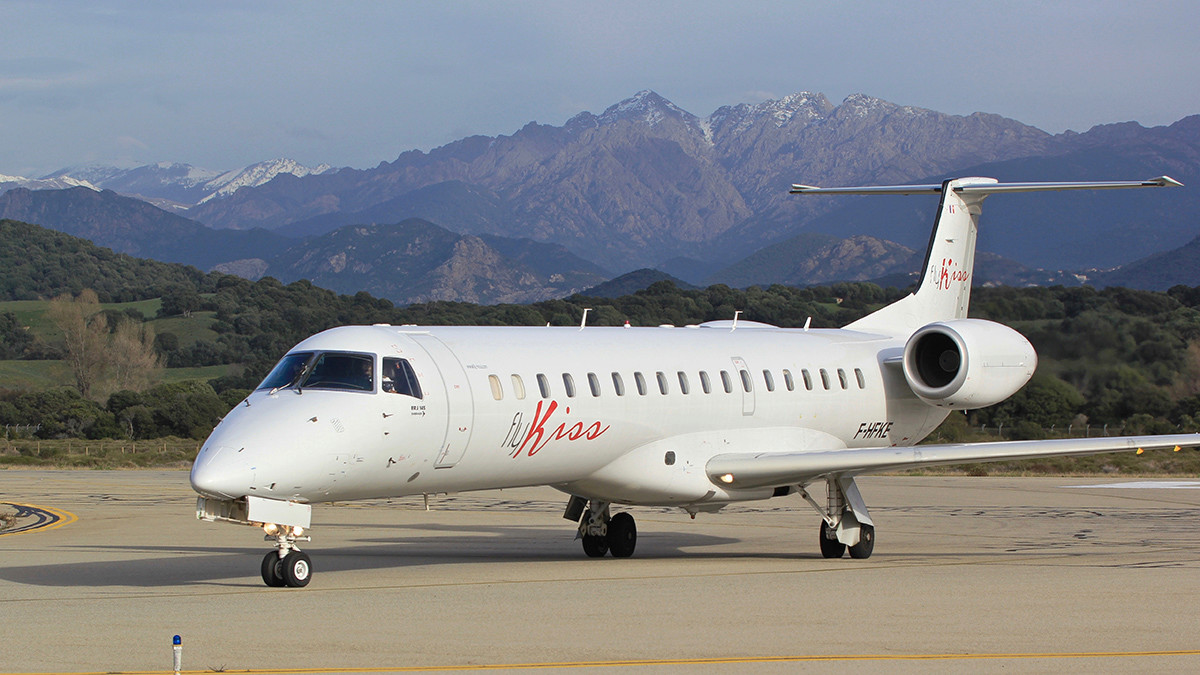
[0, 359, 73, 390]
[150, 311, 220, 347]
[0, 360, 240, 391]
[1, 298, 162, 340]
[1, 295, 232, 392]
[1, 298, 218, 347]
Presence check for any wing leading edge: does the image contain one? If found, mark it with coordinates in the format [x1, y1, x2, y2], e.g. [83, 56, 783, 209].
[706, 434, 1200, 490]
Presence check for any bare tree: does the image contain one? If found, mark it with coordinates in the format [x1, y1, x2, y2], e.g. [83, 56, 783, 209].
[109, 319, 162, 393]
[47, 290, 108, 399]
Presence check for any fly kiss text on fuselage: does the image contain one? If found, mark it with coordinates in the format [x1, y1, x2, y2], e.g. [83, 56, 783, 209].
[502, 399, 611, 458]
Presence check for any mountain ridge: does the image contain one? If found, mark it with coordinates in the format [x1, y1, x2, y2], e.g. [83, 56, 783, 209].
[179, 90, 1195, 276]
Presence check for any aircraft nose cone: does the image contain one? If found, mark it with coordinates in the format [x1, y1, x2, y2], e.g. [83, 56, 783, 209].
[190, 445, 251, 500]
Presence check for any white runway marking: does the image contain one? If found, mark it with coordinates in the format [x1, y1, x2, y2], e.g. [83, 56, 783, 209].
[1063, 481, 1200, 489]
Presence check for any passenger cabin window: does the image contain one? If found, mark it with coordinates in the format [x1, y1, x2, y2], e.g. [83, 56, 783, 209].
[783, 369, 795, 391]
[802, 369, 813, 391]
[634, 372, 647, 396]
[820, 368, 830, 390]
[588, 372, 601, 397]
[488, 374, 503, 400]
[383, 357, 423, 399]
[855, 368, 866, 389]
[699, 371, 712, 394]
[763, 370, 775, 392]
[837, 368, 848, 390]
[511, 374, 526, 400]
[300, 352, 375, 392]
[720, 370, 733, 393]
[678, 371, 690, 395]
[612, 372, 626, 396]
[563, 373, 576, 398]
[537, 373, 550, 399]
[656, 371, 669, 395]
[739, 369, 753, 393]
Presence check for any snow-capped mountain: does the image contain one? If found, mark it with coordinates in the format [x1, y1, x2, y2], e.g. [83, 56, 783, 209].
[198, 158, 334, 204]
[0, 173, 99, 193]
[38, 158, 336, 210]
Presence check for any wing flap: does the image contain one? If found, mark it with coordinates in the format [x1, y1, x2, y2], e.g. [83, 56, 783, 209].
[706, 434, 1200, 490]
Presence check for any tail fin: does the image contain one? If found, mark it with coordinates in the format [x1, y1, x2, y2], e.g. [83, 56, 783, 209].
[790, 176, 1183, 336]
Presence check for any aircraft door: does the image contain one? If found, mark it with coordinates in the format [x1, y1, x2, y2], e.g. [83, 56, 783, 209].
[731, 356, 755, 416]
[410, 334, 476, 468]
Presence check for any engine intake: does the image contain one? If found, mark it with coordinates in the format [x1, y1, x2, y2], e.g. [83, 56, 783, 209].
[902, 319, 1036, 409]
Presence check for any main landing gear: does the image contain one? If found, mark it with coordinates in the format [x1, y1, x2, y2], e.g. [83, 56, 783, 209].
[565, 497, 637, 558]
[798, 476, 875, 560]
[259, 524, 313, 587]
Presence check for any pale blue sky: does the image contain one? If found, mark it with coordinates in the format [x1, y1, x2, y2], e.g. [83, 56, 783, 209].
[2, 1, 1197, 176]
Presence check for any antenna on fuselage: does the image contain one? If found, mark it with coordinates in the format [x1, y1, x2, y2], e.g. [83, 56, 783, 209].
[580, 308, 592, 330]
[803, 316, 812, 331]
[731, 310, 742, 331]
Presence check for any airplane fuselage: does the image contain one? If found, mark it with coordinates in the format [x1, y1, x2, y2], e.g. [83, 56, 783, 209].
[193, 322, 942, 509]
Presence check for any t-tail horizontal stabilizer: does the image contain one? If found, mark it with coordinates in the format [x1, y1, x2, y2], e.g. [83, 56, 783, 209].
[790, 176, 1183, 335]
[789, 176, 1183, 196]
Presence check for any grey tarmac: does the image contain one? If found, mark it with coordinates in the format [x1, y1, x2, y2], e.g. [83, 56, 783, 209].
[1, 470, 1198, 674]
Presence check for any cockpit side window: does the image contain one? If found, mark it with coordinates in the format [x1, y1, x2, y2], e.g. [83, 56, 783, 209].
[300, 353, 375, 391]
[257, 352, 314, 391]
[383, 357, 423, 399]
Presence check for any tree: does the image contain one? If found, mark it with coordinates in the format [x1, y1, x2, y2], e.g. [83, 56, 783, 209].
[158, 284, 202, 318]
[47, 290, 109, 399]
[109, 319, 162, 393]
[0, 311, 33, 359]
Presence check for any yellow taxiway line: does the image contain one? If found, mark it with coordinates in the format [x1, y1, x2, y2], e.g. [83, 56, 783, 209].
[0, 502, 78, 538]
[3, 649, 1200, 674]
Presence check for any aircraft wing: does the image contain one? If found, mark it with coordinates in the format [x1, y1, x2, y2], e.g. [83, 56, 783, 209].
[706, 434, 1200, 490]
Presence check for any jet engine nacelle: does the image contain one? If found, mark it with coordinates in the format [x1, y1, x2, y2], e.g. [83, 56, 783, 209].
[902, 319, 1036, 410]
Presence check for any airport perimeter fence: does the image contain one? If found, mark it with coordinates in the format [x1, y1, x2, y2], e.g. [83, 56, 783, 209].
[0, 437, 203, 467]
[3, 424, 41, 439]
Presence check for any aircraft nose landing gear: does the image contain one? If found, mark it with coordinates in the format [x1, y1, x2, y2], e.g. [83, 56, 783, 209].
[195, 496, 317, 588]
[260, 523, 312, 587]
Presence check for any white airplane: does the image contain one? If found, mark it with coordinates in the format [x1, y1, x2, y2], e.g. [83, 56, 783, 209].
[191, 175, 1196, 588]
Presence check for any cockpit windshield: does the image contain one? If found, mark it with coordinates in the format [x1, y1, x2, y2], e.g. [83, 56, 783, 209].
[256, 352, 376, 392]
[257, 352, 314, 391]
[301, 353, 374, 391]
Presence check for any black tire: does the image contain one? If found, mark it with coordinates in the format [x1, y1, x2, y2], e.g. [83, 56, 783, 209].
[848, 523, 875, 559]
[819, 520, 846, 559]
[282, 551, 313, 587]
[582, 533, 609, 558]
[261, 551, 286, 587]
[607, 512, 637, 558]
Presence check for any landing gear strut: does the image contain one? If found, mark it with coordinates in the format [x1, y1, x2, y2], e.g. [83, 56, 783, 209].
[566, 497, 638, 558]
[799, 476, 875, 560]
[260, 525, 313, 587]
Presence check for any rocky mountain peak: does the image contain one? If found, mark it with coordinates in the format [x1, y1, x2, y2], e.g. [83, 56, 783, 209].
[705, 92, 834, 140]
[597, 90, 699, 128]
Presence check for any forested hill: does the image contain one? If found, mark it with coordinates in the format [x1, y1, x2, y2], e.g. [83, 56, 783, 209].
[0, 219, 211, 302]
[1, 217, 1199, 447]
